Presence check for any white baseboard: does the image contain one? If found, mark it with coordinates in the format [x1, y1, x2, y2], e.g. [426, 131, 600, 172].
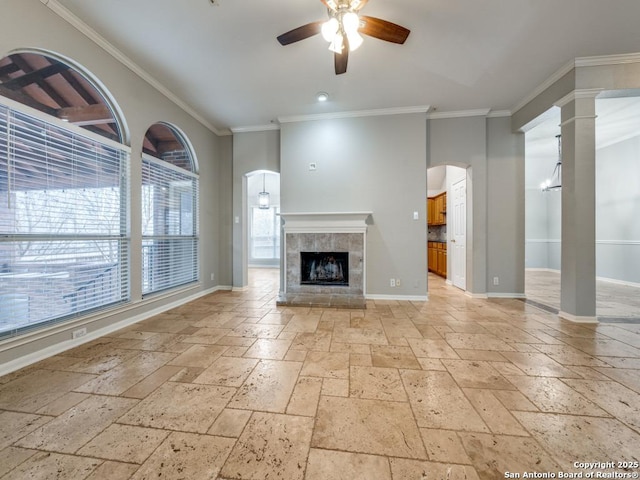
[487, 293, 527, 299]
[232, 285, 249, 292]
[596, 276, 640, 289]
[525, 268, 561, 273]
[465, 292, 488, 299]
[559, 310, 598, 324]
[366, 294, 428, 302]
[0, 284, 230, 377]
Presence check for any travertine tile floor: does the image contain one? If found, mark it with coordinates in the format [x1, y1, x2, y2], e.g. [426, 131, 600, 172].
[526, 269, 640, 319]
[1, 269, 640, 479]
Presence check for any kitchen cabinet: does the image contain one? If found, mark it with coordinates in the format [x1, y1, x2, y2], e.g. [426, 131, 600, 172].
[428, 242, 447, 278]
[427, 193, 446, 226]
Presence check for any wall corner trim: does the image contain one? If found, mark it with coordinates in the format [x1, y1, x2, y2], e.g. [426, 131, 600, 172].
[558, 311, 599, 324]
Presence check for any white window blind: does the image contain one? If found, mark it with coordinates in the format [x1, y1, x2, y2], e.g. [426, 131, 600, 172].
[0, 101, 130, 337]
[142, 154, 198, 295]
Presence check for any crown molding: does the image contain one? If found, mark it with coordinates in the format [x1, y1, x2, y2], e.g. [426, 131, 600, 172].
[40, 0, 224, 136]
[513, 52, 640, 115]
[277, 105, 430, 124]
[554, 88, 604, 108]
[427, 108, 491, 120]
[231, 124, 281, 134]
[487, 110, 512, 118]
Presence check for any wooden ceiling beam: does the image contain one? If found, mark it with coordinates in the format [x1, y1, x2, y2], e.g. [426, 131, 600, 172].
[0, 85, 58, 115]
[1, 63, 69, 90]
[157, 140, 183, 154]
[9, 55, 70, 108]
[0, 63, 20, 78]
[57, 103, 113, 125]
[59, 70, 96, 105]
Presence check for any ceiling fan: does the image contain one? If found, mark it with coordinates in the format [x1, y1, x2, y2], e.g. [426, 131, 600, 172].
[277, 0, 410, 75]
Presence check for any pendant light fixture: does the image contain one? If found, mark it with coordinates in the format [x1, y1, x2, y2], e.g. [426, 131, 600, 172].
[258, 173, 270, 209]
[541, 134, 562, 192]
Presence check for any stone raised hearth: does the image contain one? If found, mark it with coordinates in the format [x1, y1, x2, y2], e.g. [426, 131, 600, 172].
[277, 212, 371, 308]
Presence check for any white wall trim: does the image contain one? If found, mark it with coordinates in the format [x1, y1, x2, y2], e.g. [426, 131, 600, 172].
[465, 292, 488, 299]
[231, 286, 249, 292]
[558, 311, 598, 324]
[596, 276, 640, 289]
[0, 284, 232, 376]
[525, 267, 561, 273]
[512, 59, 576, 114]
[40, 0, 226, 136]
[574, 52, 640, 68]
[365, 294, 428, 302]
[231, 124, 280, 133]
[277, 105, 430, 124]
[554, 88, 604, 108]
[428, 109, 491, 120]
[527, 239, 640, 246]
[487, 293, 526, 299]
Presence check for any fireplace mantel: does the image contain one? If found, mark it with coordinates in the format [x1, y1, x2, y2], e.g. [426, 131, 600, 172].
[280, 212, 372, 234]
[278, 212, 371, 308]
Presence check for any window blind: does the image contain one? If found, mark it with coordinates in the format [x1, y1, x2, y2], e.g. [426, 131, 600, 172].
[0, 101, 130, 337]
[142, 154, 198, 295]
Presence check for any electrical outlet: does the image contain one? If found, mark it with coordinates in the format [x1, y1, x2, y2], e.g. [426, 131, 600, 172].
[493, 276, 499, 286]
[396, 278, 401, 287]
[210, 273, 215, 281]
[72, 327, 87, 339]
[390, 278, 396, 287]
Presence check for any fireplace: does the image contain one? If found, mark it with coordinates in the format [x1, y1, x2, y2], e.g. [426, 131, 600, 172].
[277, 212, 371, 307]
[301, 252, 349, 286]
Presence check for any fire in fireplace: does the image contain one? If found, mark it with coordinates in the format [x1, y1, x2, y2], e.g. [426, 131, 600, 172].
[300, 252, 349, 286]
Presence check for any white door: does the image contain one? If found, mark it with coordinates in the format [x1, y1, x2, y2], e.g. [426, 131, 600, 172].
[452, 178, 466, 290]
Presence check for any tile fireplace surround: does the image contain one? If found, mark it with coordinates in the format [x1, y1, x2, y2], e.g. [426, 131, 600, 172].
[277, 212, 371, 308]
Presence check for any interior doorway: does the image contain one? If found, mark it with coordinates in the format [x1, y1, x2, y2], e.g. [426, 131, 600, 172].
[246, 171, 281, 269]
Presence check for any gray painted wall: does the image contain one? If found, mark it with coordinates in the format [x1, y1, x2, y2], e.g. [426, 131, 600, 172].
[0, 0, 231, 368]
[232, 130, 280, 287]
[280, 114, 427, 297]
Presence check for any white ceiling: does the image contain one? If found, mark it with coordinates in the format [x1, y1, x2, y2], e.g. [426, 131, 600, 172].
[55, 0, 640, 133]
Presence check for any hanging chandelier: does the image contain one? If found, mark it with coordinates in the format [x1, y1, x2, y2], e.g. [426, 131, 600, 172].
[258, 173, 270, 209]
[541, 134, 562, 192]
[320, 0, 364, 53]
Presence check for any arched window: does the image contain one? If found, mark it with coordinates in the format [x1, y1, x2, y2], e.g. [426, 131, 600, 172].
[0, 51, 129, 336]
[141, 123, 198, 295]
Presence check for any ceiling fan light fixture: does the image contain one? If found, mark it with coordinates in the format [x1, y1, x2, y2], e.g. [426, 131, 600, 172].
[328, 32, 344, 53]
[342, 12, 359, 35]
[321, 17, 339, 41]
[346, 31, 363, 50]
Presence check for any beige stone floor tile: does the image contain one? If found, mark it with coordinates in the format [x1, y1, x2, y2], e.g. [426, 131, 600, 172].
[76, 424, 169, 464]
[389, 458, 480, 480]
[454, 349, 507, 362]
[220, 412, 314, 480]
[0, 369, 96, 413]
[441, 359, 515, 390]
[207, 408, 252, 437]
[561, 337, 640, 359]
[35, 391, 90, 416]
[166, 344, 228, 368]
[479, 323, 544, 344]
[505, 376, 611, 416]
[119, 382, 234, 433]
[283, 314, 321, 333]
[420, 428, 471, 463]
[489, 361, 526, 376]
[285, 349, 308, 362]
[193, 356, 258, 387]
[561, 378, 640, 431]
[84, 461, 140, 480]
[514, 411, 640, 468]
[169, 366, 205, 383]
[287, 376, 323, 416]
[0, 451, 102, 480]
[62, 348, 141, 374]
[492, 390, 539, 412]
[0, 447, 37, 477]
[330, 342, 371, 354]
[0, 411, 53, 450]
[257, 312, 294, 325]
[322, 378, 350, 396]
[121, 365, 184, 399]
[290, 331, 332, 351]
[215, 336, 256, 347]
[131, 432, 234, 480]
[444, 332, 516, 351]
[74, 351, 176, 395]
[531, 343, 610, 367]
[463, 388, 529, 436]
[370, 345, 422, 369]
[594, 366, 640, 393]
[312, 396, 426, 459]
[301, 351, 350, 379]
[599, 356, 640, 369]
[351, 353, 373, 366]
[222, 345, 250, 356]
[416, 357, 447, 370]
[228, 360, 302, 412]
[305, 448, 391, 480]
[400, 369, 489, 432]
[182, 328, 230, 345]
[567, 365, 618, 381]
[407, 338, 460, 359]
[136, 332, 190, 352]
[350, 366, 407, 402]
[332, 327, 389, 345]
[500, 351, 581, 377]
[15, 395, 137, 453]
[243, 338, 292, 360]
[229, 323, 285, 339]
[458, 432, 561, 480]
[381, 318, 423, 339]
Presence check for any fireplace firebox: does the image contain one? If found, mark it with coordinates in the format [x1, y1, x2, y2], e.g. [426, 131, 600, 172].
[300, 252, 349, 286]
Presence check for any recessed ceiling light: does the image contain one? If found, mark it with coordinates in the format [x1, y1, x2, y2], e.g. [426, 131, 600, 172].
[317, 92, 329, 102]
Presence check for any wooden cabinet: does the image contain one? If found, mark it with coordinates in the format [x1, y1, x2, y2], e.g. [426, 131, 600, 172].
[428, 242, 447, 278]
[427, 193, 446, 226]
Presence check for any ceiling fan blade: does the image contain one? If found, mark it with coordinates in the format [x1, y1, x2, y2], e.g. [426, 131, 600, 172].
[359, 16, 410, 44]
[334, 38, 349, 75]
[277, 21, 323, 46]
